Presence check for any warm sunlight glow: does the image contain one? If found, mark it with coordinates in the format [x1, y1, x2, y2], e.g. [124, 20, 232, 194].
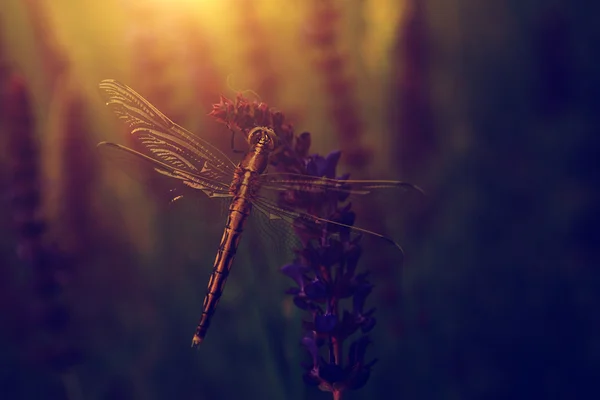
[139, 0, 221, 12]
[124, 0, 231, 39]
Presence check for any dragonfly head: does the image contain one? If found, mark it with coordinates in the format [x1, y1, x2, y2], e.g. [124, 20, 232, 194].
[248, 126, 277, 153]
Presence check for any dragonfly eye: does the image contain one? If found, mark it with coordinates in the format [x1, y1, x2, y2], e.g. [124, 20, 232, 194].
[248, 127, 277, 151]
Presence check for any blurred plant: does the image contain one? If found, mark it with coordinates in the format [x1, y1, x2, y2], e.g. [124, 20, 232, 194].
[302, 0, 411, 344]
[48, 77, 97, 257]
[303, 0, 369, 168]
[22, 0, 69, 92]
[176, 14, 225, 111]
[211, 93, 378, 399]
[236, 0, 280, 101]
[393, 0, 435, 178]
[124, 3, 187, 204]
[126, 3, 179, 118]
[3, 73, 84, 375]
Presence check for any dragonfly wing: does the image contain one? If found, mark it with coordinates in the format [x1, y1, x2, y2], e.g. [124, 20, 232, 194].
[99, 79, 237, 183]
[252, 195, 405, 254]
[254, 174, 424, 253]
[257, 173, 425, 197]
[98, 141, 232, 198]
[251, 201, 302, 261]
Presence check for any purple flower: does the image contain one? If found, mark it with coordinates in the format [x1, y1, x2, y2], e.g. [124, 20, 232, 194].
[344, 336, 378, 390]
[314, 314, 338, 333]
[280, 149, 379, 396]
[306, 151, 341, 178]
[281, 262, 307, 291]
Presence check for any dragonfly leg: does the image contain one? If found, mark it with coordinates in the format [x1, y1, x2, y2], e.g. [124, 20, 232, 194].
[229, 124, 245, 154]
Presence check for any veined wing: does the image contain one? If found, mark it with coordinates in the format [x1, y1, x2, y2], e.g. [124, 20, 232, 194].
[254, 173, 425, 253]
[252, 194, 406, 254]
[98, 141, 232, 198]
[258, 173, 425, 196]
[99, 79, 236, 183]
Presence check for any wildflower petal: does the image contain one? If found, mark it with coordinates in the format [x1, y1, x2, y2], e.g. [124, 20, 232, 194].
[293, 296, 311, 310]
[300, 332, 320, 365]
[305, 279, 327, 300]
[360, 316, 376, 333]
[280, 263, 307, 289]
[302, 371, 321, 387]
[314, 314, 337, 333]
[306, 154, 325, 176]
[352, 282, 373, 313]
[286, 287, 301, 296]
[321, 239, 344, 267]
[345, 244, 362, 276]
[323, 150, 341, 178]
[318, 381, 334, 392]
[338, 310, 360, 339]
[347, 336, 372, 366]
[295, 132, 311, 158]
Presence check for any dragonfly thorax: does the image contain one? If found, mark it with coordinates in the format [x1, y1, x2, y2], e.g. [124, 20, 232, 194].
[228, 168, 261, 199]
[238, 126, 277, 175]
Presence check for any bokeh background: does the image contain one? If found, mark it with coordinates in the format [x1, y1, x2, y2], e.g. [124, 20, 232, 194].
[0, 0, 598, 399]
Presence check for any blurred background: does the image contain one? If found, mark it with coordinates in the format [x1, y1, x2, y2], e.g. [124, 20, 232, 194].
[0, 0, 598, 399]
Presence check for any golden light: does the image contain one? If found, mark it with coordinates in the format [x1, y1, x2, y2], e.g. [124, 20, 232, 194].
[127, 0, 224, 17]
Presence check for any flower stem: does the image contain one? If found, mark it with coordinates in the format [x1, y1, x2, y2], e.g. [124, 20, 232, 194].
[329, 285, 343, 366]
[332, 335, 343, 366]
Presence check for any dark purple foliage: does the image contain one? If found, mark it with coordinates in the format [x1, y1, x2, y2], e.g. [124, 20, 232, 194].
[280, 149, 377, 395]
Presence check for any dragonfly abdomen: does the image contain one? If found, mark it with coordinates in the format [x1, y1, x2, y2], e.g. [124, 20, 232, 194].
[191, 196, 252, 347]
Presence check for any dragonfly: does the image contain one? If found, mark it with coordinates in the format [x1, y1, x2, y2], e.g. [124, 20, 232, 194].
[98, 79, 421, 347]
